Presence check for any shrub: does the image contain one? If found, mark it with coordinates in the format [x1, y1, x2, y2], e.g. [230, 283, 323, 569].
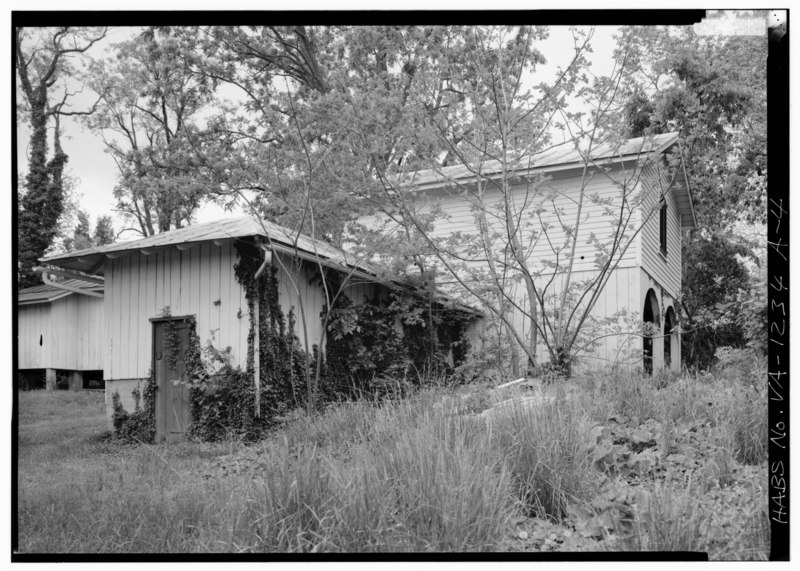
[713, 345, 766, 390]
[325, 296, 410, 398]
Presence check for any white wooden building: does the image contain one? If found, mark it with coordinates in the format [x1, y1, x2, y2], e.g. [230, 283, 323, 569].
[17, 280, 105, 390]
[368, 132, 695, 374]
[39, 217, 477, 440]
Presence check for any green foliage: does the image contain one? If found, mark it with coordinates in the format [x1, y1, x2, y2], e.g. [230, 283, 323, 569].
[681, 232, 761, 369]
[234, 240, 306, 416]
[85, 27, 217, 236]
[325, 295, 410, 398]
[93, 215, 115, 245]
[186, 343, 272, 442]
[619, 25, 766, 228]
[110, 372, 156, 443]
[16, 27, 106, 287]
[177, 310, 288, 441]
[64, 209, 93, 252]
[324, 290, 474, 399]
[63, 211, 116, 252]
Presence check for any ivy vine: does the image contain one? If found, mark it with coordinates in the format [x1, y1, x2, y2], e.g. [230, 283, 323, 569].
[111, 369, 156, 443]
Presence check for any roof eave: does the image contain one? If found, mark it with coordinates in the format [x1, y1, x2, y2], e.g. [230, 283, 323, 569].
[677, 141, 698, 229]
[398, 144, 677, 193]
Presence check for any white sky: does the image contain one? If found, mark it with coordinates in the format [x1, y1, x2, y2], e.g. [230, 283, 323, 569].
[14, 25, 620, 235]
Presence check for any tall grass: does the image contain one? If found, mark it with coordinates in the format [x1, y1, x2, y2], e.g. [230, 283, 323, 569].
[626, 485, 710, 552]
[17, 368, 768, 555]
[241, 396, 514, 551]
[489, 391, 596, 520]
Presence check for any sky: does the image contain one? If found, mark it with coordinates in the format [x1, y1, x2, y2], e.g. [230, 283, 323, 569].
[14, 25, 621, 239]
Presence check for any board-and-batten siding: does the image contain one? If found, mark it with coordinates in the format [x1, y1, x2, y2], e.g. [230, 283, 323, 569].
[18, 295, 104, 371]
[105, 241, 250, 381]
[104, 242, 380, 381]
[637, 162, 682, 298]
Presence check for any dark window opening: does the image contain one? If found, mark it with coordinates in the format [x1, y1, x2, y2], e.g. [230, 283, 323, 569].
[664, 309, 676, 371]
[659, 199, 668, 256]
[83, 370, 105, 390]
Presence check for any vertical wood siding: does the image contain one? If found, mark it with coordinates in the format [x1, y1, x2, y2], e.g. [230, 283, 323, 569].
[18, 295, 104, 371]
[105, 241, 250, 381]
[18, 304, 52, 370]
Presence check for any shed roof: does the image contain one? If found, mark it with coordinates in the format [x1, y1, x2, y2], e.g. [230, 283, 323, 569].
[18, 280, 104, 306]
[397, 131, 696, 229]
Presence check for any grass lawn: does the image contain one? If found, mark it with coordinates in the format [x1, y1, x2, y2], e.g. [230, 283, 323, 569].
[15, 371, 770, 556]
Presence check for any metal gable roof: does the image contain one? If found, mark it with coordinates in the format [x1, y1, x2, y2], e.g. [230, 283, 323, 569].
[39, 216, 373, 276]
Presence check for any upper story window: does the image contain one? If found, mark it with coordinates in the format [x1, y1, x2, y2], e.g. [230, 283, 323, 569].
[659, 199, 668, 256]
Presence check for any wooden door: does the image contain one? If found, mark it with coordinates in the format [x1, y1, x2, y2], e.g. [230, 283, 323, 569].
[153, 319, 192, 443]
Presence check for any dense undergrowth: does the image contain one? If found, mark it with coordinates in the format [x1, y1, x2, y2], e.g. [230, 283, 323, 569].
[17, 365, 768, 557]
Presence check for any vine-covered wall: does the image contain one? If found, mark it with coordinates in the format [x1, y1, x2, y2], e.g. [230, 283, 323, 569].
[112, 237, 476, 442]
[234, 239, 307, 423]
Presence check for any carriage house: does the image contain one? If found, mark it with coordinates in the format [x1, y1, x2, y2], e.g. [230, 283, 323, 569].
[370, 132, 695, 373]
[17, 279, 105, 390]
[38, 216, 479, 442]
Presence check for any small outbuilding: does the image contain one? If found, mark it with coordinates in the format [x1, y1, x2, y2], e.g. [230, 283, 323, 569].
[39, 216, 478, 441]
[17, 279, 105, 390]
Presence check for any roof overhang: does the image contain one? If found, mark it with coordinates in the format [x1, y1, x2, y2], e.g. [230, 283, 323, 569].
[395, 132, 682, 192]
[672, 141, 697, 229]
[18, 273, 104, 306]
[38, 216, 483, 319]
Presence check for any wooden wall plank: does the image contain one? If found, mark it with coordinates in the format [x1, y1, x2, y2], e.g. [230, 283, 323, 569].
[198, 242, 210, 352]
[190, 245, 200, 321]
[130, 254, 141, 376]
[218, 243, 232, 352]
[136, 251, 149, 377]
[121, 255, 132, 378]
[105, 260, 114, 378]
[171, 247, 182, 313]
[17, 304, 55, 369]
[209, 243, 222, 348]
